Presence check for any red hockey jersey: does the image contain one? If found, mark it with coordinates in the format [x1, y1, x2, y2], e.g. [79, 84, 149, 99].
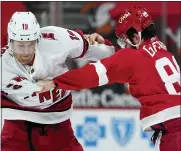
[53, 37, 181, 131]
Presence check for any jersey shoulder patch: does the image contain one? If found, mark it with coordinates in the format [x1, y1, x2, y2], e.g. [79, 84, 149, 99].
[40, 26, 69, 41]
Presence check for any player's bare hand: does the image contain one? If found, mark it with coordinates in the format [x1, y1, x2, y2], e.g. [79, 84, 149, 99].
[84, 33, 105, 45]
[36, 80, 55, 93]
[83, 34, 91, 40]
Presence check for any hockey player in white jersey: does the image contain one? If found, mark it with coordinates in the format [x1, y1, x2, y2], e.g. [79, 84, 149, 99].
[1, 12, 116, 151]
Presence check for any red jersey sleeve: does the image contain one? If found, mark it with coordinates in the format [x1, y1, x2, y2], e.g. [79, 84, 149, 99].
[53, 48, 136, 90]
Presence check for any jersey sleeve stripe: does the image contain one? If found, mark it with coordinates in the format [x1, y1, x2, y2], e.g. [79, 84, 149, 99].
[73, 29, 89, 59]
[91, 61, 109, 86]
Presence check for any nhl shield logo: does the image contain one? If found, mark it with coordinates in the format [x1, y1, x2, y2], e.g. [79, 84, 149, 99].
[111, 118, 134, 146]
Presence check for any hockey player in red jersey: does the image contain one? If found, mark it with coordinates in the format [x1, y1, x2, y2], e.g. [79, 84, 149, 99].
[1, 12, 116, 151]
[51, 6, 181, 151]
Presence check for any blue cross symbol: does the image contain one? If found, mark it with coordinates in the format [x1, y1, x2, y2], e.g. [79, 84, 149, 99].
[76, 117, 106, 147]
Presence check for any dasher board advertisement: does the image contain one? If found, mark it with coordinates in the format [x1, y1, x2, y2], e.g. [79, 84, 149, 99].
[71, 108, 157, 151]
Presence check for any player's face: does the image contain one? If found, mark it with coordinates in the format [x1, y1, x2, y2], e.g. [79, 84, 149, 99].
[132, 33, 141, 47]
[12, 40, 36, 65]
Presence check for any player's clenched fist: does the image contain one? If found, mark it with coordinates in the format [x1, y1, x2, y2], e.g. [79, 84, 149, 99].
[84, 33, 105, 45]
[36, 80, 55, 92]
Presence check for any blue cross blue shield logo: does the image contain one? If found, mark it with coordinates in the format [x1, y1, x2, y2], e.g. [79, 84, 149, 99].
[111, 117, 134, 146]
[76, 117, 106, 147]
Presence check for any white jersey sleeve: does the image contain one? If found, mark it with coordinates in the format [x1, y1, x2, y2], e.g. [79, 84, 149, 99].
[40, 26, 115, 61]
[40, 26, 87, 59]
[66, 29, 116, 61]
[82, 41, 115, 61]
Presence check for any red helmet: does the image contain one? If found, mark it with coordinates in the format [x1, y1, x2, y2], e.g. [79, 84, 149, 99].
[115, 6, 153, 41]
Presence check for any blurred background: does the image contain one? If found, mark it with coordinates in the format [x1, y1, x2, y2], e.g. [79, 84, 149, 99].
[1, 1, 180, 151]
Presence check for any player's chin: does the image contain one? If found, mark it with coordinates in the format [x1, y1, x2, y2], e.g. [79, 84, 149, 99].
[21, 58, 31, 64]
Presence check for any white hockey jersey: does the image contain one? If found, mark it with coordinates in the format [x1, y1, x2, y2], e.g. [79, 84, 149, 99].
[1, 26, 115, 124]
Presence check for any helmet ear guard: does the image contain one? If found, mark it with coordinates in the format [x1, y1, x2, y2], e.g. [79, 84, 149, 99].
[117, 38, 126, 48]
[115, 6, 153, 48]
[117, 34, 127, 48]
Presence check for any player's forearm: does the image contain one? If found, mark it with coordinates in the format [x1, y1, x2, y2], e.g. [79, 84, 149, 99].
[2, 77, 43, 104]
[79, 32, 118, 61]
[83, 42, 116, 61]
[53, 64, 100, 90]
[53, 55, 120, 90]
[83, 36, 118, 61]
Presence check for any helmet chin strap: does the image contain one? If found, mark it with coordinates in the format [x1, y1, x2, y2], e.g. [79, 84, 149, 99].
[126, 32, 142, 49]
[117, 32, 142, 49]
